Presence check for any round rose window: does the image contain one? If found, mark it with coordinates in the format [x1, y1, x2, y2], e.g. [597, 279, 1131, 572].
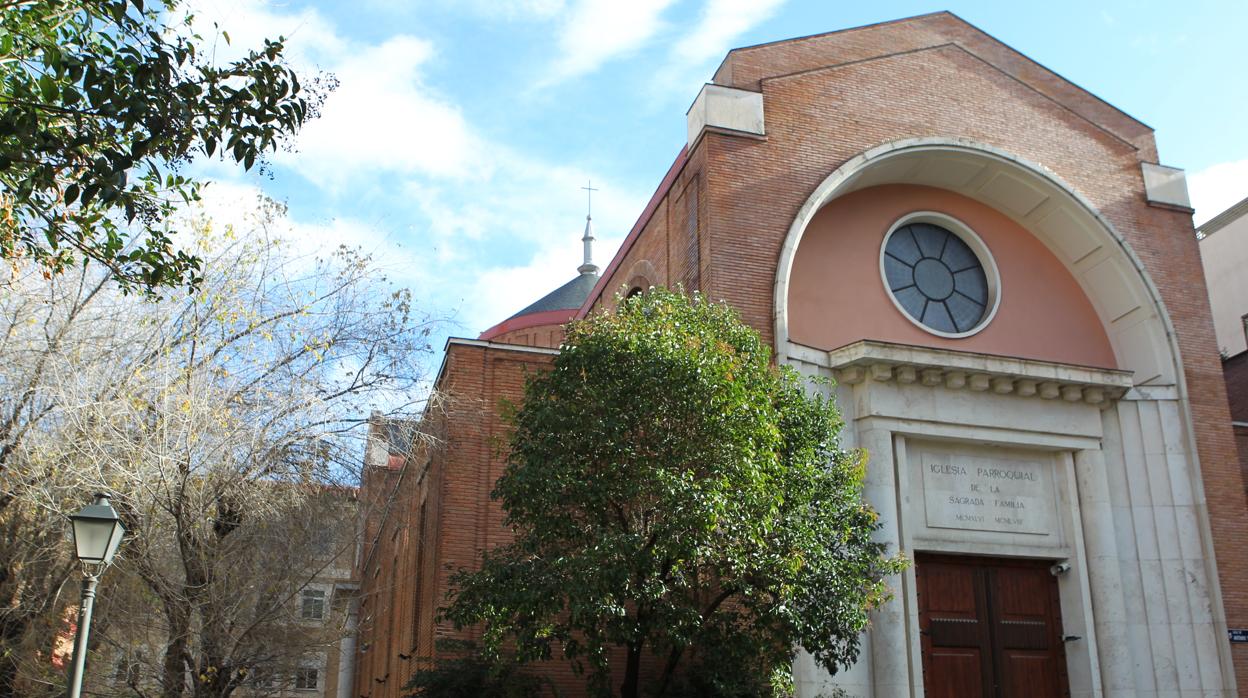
[881, 218, 995, 336]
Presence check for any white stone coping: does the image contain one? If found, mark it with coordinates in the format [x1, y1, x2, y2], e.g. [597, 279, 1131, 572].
[1140, 162, 1191, 209]
[686, 83, 765, 147]
[800, 340, 1134, 405]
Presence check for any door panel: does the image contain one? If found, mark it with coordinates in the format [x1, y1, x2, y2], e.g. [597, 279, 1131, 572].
[990, 562, 1067, 697]
[1001, 653, 1059, 697]
[917, 555, 1069, 698]
[927, 649, 986, 698]
[918, 559, 994, 697]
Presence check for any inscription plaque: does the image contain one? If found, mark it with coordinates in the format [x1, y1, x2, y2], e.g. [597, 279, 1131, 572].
[920, 449, 1057, 535]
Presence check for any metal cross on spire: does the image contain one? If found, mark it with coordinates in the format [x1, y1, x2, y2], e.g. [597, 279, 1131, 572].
[579, 180, 599, 276]
[581, 180, 599, 219]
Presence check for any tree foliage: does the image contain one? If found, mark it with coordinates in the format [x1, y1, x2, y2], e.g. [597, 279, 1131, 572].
[443, 289, 906, 698]
[0, 0, 317, 290]
[401, 640, 552, 698]
[0, 198, 436, 697]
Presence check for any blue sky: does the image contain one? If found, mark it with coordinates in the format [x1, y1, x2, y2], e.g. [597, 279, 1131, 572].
[187, 0, 1248, 347]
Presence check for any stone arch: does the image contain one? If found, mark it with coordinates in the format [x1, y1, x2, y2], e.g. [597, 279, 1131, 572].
[775, 138, 1240, 697]
[774, 137, 1180, 388]
[623, 259, 658, 296]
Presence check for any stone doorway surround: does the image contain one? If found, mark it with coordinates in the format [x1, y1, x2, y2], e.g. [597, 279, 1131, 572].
[788, 340, 1125, 698]
[785, 340, 1232, 698]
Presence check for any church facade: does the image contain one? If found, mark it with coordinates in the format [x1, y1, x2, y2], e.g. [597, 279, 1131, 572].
[353, 13, 1246, 697]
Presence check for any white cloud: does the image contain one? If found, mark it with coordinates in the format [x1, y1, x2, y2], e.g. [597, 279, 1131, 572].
[189, 181, 432, 292]
[181, 0, 346, 68]
[405, 155, 648, 331]
[545, 0, 677, 83]
[1189, 160, 1248, 227]
[183, 0, 656, 336]
[672, 0, 786, 67]
[184, 0, 480, 191]
[454, 0, 568, 20]
[412, 155, 640, 244]
[467, 230, 625, 334]
[184, 180, 271, 238]
[279, 36, 483, 190]
[644, 0, 785, 105]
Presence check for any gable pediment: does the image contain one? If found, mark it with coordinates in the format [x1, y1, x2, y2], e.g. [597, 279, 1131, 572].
[713, 12, 1155, 157]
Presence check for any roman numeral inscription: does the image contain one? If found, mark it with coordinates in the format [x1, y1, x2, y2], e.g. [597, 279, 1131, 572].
[920, 450, 1057, 535]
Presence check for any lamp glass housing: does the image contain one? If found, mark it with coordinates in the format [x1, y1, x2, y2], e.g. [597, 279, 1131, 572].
[70, 495, 125, 565]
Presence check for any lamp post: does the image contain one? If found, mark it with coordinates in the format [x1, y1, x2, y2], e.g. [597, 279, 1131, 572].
[66, 493, 125, 698]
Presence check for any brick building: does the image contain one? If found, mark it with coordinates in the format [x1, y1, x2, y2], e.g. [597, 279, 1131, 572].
[1198, 196, 1248, 358]
[353, 13, 1246, 697]
[1199, 197, 1248, 586]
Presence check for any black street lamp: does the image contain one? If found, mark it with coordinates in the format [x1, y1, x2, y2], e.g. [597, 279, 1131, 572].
[66, 493, 125, 698]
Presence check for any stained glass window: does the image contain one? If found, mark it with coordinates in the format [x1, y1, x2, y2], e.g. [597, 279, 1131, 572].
[883, 222, 990, 334]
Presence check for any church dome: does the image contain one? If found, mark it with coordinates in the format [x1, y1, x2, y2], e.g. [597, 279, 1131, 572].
[479, 206, 601, 342]
[508, 272, 599, 319]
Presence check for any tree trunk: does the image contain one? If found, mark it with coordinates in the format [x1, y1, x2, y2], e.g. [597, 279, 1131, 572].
[192, 633, 238, 698]
[0, 616, 23, 697]
[621, 639, 643, 698]
[654, 645, 685, 698]
[161, 602, 191, 698]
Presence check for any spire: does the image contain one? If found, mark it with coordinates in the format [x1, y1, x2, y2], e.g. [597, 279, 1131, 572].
[578, 180, 599, 276]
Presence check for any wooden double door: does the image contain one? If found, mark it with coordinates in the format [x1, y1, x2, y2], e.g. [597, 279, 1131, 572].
[916, 554, 1070, 698]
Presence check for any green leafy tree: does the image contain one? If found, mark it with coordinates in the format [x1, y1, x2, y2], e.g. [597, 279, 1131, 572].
[443, 289, 907, 698]
[0, 0, 317, 290]
[401, 640, 553, 698]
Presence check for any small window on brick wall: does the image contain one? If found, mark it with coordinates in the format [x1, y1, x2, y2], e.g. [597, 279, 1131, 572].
[300, 589, 325, 620]
[295, 667, 319, 690]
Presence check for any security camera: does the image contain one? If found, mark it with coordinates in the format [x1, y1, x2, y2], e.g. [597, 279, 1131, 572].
[1050, 562, 1071, 576]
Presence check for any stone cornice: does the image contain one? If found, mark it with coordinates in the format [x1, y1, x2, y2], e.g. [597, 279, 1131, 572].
[1196, 193, 1248, 239]
[799, 340, 1133, 406]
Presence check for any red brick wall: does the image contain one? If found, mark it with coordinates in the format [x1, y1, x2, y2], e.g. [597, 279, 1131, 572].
[356, 341, 619, 698]
[593, 147, 708, 307]
[1221, 352, 1248, 423]
[489, 322, 566, 348]
[1223, 351, 1248, 510]
[713, 12, 1156, 157]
